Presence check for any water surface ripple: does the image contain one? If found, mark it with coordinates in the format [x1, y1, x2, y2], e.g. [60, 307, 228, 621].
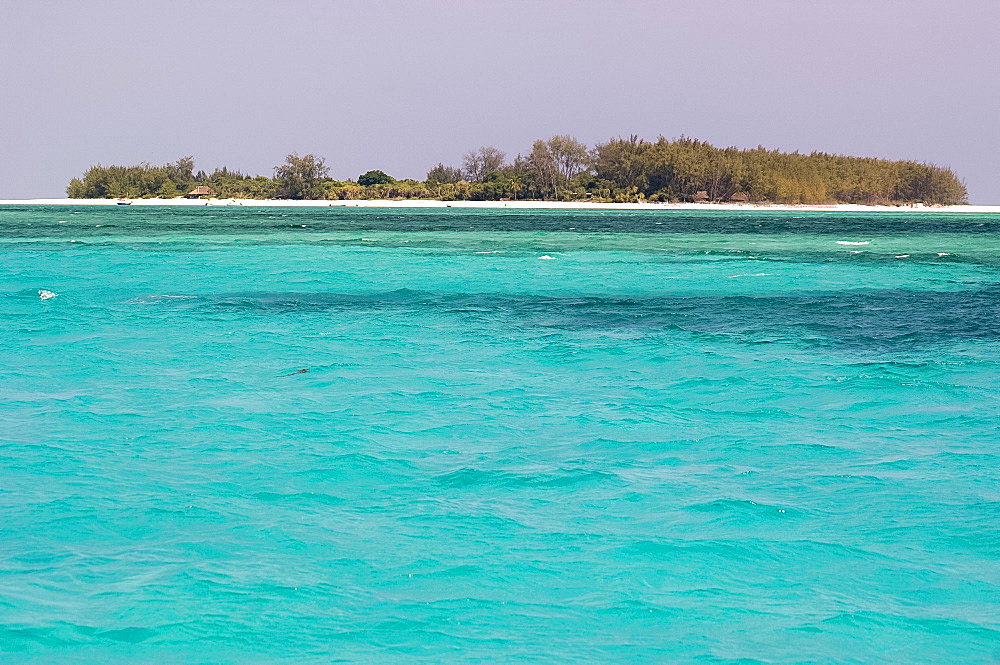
[1, 207, 998, 663]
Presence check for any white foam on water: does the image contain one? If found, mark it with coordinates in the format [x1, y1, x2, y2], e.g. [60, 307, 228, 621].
[730, 273, 772, 278]
[538, 255, 556, 260]
[850, 250, 864, 254]
[126, 294, 197, 305]
[895, 254, 910, 258]
[938, 253, 950, 257]
[836, 241, 869, 246]
[38, 289, 57, 300]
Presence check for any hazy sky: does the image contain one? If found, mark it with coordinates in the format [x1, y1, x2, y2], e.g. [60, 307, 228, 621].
[2, 0, 998, 202]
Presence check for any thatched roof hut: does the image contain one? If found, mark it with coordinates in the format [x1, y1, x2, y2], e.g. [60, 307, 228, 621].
[730, 192, 750, 203]
[187, 186, 216, 199]
[693, 190, 709, 202]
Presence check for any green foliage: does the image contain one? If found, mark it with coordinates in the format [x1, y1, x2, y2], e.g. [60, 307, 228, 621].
[425, 163, 463, 184]
[547, 135, 591, 180]
[592, 137, 967, 205]
[66, 178, 86, 198]
[203, 169, 279, 199]
[326, 179, 432, 201]
[167, 157, 195, 189]
[274, 153, 329, 200]
[66, 139, 968, 205]
[65, 157, 195, 198]
[463, 147, 506, 182]
[358, 170, 395, 186]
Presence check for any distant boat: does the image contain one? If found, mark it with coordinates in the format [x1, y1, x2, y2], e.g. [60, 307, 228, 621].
[116, 198, 132, 206]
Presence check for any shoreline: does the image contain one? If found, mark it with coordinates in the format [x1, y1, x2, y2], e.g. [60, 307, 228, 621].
[1, 198, 998, 213]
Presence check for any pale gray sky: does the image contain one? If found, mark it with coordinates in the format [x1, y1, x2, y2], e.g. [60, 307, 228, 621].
[1, 0, 997, 202]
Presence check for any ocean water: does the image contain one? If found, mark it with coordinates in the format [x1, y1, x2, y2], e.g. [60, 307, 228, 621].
[1, 206, 999, 663]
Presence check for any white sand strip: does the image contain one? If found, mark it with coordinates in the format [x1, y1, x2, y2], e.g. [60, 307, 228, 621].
[0, 198, 998, 213]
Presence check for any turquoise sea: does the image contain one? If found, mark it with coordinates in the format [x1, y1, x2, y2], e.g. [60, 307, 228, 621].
[1, 206, 999, 663]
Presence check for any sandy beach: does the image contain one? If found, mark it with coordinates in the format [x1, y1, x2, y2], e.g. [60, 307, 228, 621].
[1, 198, 999, 213]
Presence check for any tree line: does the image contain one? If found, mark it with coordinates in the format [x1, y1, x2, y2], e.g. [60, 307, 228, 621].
[66, 136, 967, 205]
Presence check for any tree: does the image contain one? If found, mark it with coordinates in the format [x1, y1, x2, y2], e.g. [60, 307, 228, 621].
[463, 146, 506, 182]
[546, 135, 591, 180]
[358, 169, 395, 186]
[274, 153, 329, 199]
[166, 156, 195, 193]
[66, 178, 86, 198]
[426, 163, 463, 184]
[508, 174, 522, 200]
[593, 135, 649, 192]
[528, 140, 559, 198]
[63, 140, 968, 205]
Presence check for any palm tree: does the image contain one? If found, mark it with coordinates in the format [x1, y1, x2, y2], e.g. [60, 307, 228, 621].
[509, 175, 522, 201]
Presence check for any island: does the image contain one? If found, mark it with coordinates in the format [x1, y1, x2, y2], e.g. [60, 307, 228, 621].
[66, 135, 968, 206]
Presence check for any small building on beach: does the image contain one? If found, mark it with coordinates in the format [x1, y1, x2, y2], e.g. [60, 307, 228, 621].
[186, 186, 216, 199]
[730, 192, 750, 203]
[693, 190, 709, 202]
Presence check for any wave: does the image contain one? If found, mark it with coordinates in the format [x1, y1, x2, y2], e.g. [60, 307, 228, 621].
[620, 538, 783, 563]
[435, 466, 620, 489]
[814, 611, 1000, 639]
[683, 498, 792, 522]
[121, 286, 1000, 347]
